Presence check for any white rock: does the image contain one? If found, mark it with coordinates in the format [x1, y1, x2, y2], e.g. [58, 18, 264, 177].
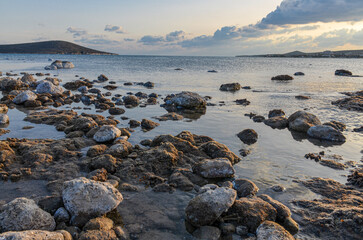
[0, 230, 68, 240]
[0, 197, 55, 232]
[13, 90, 37, 104]
[93, 125, 121, 143]
[193, 158, 235, 178]
[62, 177, 123, 221]
[0, 114, 9, 125]
[36, 81, 63, 95]
[256, 221, 294, 240]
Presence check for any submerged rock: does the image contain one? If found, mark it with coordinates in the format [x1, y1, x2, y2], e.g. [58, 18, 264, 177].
[332, 95, 363, 112]
[62, 177, 123, 226]
[185, 187, 237, 227]
[0, 197, 56, 232]
[256, 221, 294, 240]
[288, 111, 321, 132]
[155, 112, 184, 121]
[220, 83, 241, 92]
[93, 125, 121, 143]
[307, 125, 346, 142]
[271, 75, 293, 80]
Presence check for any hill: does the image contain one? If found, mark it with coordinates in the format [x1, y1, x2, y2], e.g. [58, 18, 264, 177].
[237, 49, 363, 58]
[0, 40, 116, 55]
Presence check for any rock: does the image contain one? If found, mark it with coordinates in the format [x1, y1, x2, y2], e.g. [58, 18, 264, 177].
[98, 74, 109, 82]
[0, 78, 28, 91]
[79, 229, 118, 240]
[0, 197, 56, 232]
[169, 172, 194, 191]
[0, 104, 8, 113]
[235, 99, 250, 106]
[256, 221, 294, 240]
[237, 129, 258, 144]
[143, 81, 154, 88]
[294, 72, 305, 76]
[93, 125, 121, 143]
[319, 159, 347, 170]
[335, 69, 352, 76]
[45, 60, 74, 70]
[0, 230, 69, 239]
[288, 111, 321, 132]
[141, 119, 160, 130]
[193, 226, 221, 240]
[90, 154, 117, 173]
[129, 119, 141, 128]
[166, 91, 207, 109]
[332, 95, 363, 112]
[78, 86, 88, 93]
[108, 107, 125, 115]
[271, 185, 286, 192]
[87, 145, 107, 157]
[224, 197, 277, 232]
[323, 120, 346, 132]
[38, 196, 63, 215]
[233, 179, 259, 197]
[155, 112, 184, 121]
[193, 158, 235, 178]
[83, 217, 114, 231]
[185, 187, 237, 227]
[199, 141, 241, 164]
[252, 115, 265, 122]
[62, 177, 123, 226]
[123, 95, 139, 107]
[307, 125, 346, 142]
[153, 183, 175, 192]
[258, 195, 291, 223]
[235, 226, 249, 236]
[0, 114, 9, 125]
[220, 83, 241, 92]
[347, 170, 363, 188]
[353, 126, 363, 132]
[54, 207, 70, 223]
[271, 75, 293, 80]
[208, 70, 218, 73]
[295, 95, 311, 100]
[105, 141, 132, 158]
[36, 81, 63, 95]
[21, 73, 36, 84]
[264, 116, 289, 129]
[268, 109, 285, 118]
[64, 80, 93, 90]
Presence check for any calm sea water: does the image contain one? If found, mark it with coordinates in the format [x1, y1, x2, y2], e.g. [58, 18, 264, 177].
[0, 55, 362, 236]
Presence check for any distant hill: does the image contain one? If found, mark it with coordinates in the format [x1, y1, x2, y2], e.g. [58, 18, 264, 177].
[237, 49, 363, 58]
[0, 40, 116, 55]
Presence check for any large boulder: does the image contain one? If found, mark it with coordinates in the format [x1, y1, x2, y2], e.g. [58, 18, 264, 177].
[288, 111, 321, 132]
[185, 187, 237, 227]
[224, 197, 277, 232]
[0, 230, 70, 240]
[93, 125, 121, 143]
[13, 90, 37, 104]
[193, 158, 235, 178]
[62, 177, 123, 225]
[45, 60, 74, 70]
[256, 221, 294, 240]
[219, 83, 241, 92]
[167, 91, 206, 109]
[36, 81, 64, 95]
[0, 198, 56, 232]
[307, 125, 346, 142]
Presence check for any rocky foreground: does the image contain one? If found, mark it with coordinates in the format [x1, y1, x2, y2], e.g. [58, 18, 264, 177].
[0, 71, 362, 240]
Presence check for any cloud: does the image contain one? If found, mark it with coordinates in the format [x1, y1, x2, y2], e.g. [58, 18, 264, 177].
[104, 25, 125, 34]
[124, 38, 135, 42]
[66, 27, 87, 38]
[75, 35, 120, 45]
[165, 31, 185, 42]
[138, 30, 185, 45]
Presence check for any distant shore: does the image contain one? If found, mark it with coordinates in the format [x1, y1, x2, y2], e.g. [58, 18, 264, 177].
[237, 49, 363, 58]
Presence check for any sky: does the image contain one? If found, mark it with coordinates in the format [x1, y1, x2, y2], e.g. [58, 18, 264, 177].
[1, 0, 363, 56]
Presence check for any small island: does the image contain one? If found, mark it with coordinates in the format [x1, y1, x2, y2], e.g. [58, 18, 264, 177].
[0, 40, 116, 55]
[237, 49, 363, 58]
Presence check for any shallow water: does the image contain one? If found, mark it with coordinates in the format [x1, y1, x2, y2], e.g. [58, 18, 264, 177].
[0, 54, 362, 238]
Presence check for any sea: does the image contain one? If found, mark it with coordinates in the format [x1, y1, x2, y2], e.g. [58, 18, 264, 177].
[0, 54, 362, 238]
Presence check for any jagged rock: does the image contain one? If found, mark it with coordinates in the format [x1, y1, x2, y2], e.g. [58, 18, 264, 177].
[62, 177, 123, 226]
[0, 197, 56, 232]
[288, 111, 321, 132]
[193, 158, 235, 179]
[220, 83, 241, 92]
[185, 187, 237, 227]
[256, 221, 294, 240]
[307, 125, 346, 142]
[93, 125, 121, 143]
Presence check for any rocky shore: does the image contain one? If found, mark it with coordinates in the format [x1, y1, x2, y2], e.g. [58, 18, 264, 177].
[0, 69, 362, 240]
